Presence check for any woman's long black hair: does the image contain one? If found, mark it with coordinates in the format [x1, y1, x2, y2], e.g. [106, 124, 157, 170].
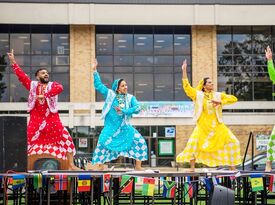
[202, 77, 210, 92]
[116, 79, 125, 93]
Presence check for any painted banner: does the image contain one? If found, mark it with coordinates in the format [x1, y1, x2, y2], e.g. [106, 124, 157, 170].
[256, 134, 269, 151]
[134, 101, 194, 118]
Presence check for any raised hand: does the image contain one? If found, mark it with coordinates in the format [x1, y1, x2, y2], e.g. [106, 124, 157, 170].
[181, 59, 187, 79]
[265, 46, 272, 61]
[92, 58, 98, 72]
[37, 95, 44, 100]
[115, 106, 122, 114]
[7, 49, 16, 65]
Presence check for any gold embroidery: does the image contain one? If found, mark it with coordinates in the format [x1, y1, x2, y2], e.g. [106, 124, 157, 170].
[38, 84, 46, 104]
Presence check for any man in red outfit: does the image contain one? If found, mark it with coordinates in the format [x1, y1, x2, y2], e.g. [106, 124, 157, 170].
[7, 49, 80, 170]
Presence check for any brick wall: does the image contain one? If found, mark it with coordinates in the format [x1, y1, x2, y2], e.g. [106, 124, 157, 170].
[192, 25, 217, 90]
[70, 25, 96, 103]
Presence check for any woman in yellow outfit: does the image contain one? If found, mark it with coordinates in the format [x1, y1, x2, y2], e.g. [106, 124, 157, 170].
[176, 60, 241, 171]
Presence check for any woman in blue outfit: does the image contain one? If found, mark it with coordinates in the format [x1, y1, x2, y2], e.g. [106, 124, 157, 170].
[90, 59, 148, 170]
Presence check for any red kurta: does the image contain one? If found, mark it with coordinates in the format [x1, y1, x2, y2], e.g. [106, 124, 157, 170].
[12, 63, 76, 160]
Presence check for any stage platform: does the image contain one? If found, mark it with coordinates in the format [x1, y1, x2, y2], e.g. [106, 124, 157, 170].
[1, 169, 275, 205]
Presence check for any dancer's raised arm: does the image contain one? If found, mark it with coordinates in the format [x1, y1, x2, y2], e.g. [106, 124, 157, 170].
[92, 58, 109, 98]
[181, 59, 196, 101]
[7, 49, 31, 90]
[265, 46, 275, 83]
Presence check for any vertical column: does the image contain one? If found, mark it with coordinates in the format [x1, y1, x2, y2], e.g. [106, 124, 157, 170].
[70, 25, 96, 102]
[191, 25, 217, 89]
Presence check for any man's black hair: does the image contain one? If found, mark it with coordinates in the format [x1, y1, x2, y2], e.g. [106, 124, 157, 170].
[35, 68, 48, 76]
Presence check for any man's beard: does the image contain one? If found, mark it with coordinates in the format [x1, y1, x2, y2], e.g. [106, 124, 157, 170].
[39, 77, 49, 83]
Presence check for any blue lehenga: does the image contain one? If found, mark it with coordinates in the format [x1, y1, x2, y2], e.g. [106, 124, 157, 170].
[92, 71, 148, 164]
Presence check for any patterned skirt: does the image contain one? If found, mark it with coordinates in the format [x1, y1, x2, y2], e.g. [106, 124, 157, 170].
[28, 128, 76, 160]
[267, 126, 275, 161]
[176, 126, 241, 167]
[92, 131, 148, 164]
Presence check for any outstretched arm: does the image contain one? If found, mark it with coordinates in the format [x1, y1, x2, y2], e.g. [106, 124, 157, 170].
[7, 49, 31, 90]
[267, 61, 275, 83]
[265, 46, 275, 83]
[92, 58, 109, 98]
[181, 59, 197, 101]
[44, 82, 63, 98]
[220, 93, 238, 105]
[121, 96, 141, 116]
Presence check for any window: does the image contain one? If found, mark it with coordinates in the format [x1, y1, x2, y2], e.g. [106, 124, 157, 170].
[0, 25, 70, 102]
[96, 26, 191, 101]
[136, 125, 176, 167]
[68, 126, 99, 160]
[217, 26, 273, 101]
[72, 125, 176, 167]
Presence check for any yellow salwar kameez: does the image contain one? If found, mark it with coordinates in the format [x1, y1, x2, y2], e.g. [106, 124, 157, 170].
[176, 79, 241, 167]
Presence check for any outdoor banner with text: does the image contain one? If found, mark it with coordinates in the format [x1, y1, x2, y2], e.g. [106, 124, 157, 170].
[134, 101, 194, 118]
